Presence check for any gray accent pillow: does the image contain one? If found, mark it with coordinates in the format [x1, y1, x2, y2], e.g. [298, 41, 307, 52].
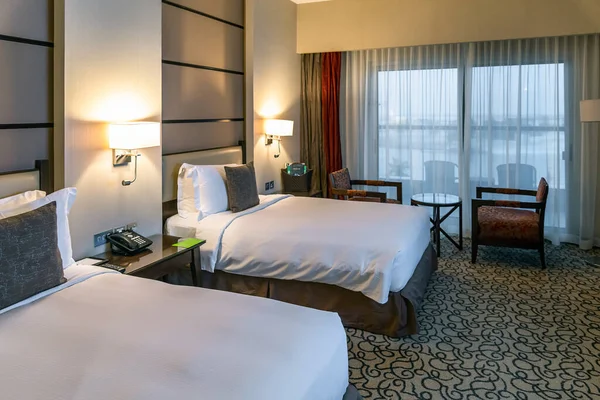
[0, 201, 65, 310]
[225, 162, 260, 213]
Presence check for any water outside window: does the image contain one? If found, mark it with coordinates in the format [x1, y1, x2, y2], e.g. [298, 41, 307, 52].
[378, 63, 566, 229]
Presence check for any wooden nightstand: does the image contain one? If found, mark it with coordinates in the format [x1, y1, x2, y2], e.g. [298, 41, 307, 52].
[93, 234, 205, 286]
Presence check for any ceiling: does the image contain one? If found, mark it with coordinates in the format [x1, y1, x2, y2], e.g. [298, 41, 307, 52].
[289, 0, 333, 4]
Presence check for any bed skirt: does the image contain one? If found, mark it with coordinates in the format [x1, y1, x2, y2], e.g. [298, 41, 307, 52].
[168, 244, 437, 337]
[344, 384, 362, 400]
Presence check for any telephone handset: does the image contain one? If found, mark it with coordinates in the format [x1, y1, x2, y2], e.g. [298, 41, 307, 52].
[106, 230, 153, 255]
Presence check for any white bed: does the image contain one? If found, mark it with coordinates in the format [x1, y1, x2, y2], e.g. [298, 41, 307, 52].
[166, 194, 431, 304]
[0, 265, 349, 400]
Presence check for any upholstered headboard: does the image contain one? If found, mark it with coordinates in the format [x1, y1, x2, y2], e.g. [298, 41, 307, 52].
[0, 160, 51, 199]
[162, 146, 244, 223]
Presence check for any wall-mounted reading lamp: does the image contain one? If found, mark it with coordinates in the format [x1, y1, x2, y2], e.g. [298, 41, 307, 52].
[264, 119, 293, 158]
[109, 122, 160, 186]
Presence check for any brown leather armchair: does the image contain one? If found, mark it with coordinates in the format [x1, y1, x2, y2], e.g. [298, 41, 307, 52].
[471, 178, 549, 268]
[328, 168, 402, 204]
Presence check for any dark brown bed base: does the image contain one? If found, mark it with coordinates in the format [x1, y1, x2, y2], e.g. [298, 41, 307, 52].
[169, 243, 437, 338]
[344, 384, 362, 400]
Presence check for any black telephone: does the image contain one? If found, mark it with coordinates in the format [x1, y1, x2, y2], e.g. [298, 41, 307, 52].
[106, 230, 153, 255]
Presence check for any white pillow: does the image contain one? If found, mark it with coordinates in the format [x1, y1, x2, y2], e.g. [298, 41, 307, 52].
[196, 165, 234, 219]
[177, 163, 238, 220]
[177, 163, 201, 219]
[0, 190, 46, 211]
[0, 188, 77, 269]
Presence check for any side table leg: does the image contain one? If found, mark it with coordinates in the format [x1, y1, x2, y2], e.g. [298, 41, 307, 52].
[190, 248, 198, 287]
[436, 206, 441, 256]
[459, 202, 463, 250]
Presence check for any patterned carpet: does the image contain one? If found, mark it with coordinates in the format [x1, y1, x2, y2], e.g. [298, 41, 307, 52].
[346, 239, 600, 399]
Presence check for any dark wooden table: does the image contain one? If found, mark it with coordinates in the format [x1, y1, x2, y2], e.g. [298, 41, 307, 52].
[93, 234, 205, 286]
[411, 193, 463, 256]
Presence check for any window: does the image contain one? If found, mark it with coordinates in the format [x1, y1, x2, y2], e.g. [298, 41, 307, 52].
[377, 63, 566, 228]
[378, 68, 460, 199]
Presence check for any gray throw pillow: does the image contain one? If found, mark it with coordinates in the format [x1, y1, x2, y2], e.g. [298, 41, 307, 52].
[225, 162, 260, 213]
[0, 202, 65, 310]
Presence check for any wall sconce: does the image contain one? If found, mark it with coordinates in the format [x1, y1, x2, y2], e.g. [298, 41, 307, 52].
[264, 119, 294, 158]
[109, 122, 160, 186]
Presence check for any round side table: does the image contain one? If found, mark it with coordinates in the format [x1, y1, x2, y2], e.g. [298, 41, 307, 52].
[411, 193, 463, 256]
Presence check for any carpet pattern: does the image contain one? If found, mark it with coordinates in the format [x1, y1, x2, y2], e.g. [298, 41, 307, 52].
[346, 240, 600, 399]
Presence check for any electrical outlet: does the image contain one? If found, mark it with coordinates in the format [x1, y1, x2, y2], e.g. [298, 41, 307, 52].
[265, 182, 270, 191]
[269, 181, 274, 189]
[93, 229, 113, 247]
[93, 222, 137, 247]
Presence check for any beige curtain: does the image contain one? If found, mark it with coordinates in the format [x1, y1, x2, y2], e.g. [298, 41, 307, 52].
[301, 54, 327, 194]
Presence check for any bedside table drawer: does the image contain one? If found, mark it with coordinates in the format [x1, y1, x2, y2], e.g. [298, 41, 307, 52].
[127, 256, 189, 280]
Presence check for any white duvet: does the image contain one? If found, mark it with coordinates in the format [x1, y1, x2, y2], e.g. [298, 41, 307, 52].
[167, 195, 431, 304]
[0, 265, 348, 400]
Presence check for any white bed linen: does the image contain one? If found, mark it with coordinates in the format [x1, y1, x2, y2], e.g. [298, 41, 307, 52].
[167, 195, 431, 304]
[0, 265, 348, 400]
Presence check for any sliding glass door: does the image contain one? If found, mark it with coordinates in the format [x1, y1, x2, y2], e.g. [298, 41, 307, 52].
[467, 62, 566, 229]
[344, 34, 599, 244]
[378, 67, 460, 203]
[374, 46, 567, 235]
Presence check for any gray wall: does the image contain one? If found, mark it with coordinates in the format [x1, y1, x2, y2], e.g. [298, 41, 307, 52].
[0, 0, 53, 172]
[162, 0, 245, 155]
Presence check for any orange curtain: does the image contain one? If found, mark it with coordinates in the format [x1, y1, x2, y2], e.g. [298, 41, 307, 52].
[321, 52, 343, 196]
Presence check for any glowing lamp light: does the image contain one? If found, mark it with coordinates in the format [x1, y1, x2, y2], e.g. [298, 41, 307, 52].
[108, 122, 160, 186]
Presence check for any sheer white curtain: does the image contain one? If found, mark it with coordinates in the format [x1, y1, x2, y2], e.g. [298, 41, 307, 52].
[340, 34, 600, 246]
[341, 44, 464, 205]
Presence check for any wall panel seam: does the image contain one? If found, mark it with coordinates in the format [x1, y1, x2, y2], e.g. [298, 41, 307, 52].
[162, 118, 244, 124]
[163, 144, 242, 156]
[0, 123, 54, 130]
[0, 34, 53, 48]
[163, 60, 244, 75]
[162, 0, 244, 30]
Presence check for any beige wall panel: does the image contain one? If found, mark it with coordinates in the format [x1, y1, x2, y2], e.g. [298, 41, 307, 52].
[0, 129, 50, 171]
[0, 41, 51, 124]
[167, 0, 244, 26]
[162, 121, 243, 154]
[297, 0, 600, 53]
[163, 3, 244, 72]
[163, 64, 243, 120]
[59, 0, 162, 259]
[0, 0, 53, 42]
[251, 0, 301, 194]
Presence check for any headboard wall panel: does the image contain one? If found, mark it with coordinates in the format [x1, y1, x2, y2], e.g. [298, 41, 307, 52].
[162, 65, 244, 120]
[164, 0, 244, 27]
[162, 121, 243, 155]
[0, 129, 51, 172]
[162, 4, 244, 72]
[0, 0, 53, 42]
[0, 0, 53, 178]
[162, 0, 245, 156]
[0, 41, 52, 124]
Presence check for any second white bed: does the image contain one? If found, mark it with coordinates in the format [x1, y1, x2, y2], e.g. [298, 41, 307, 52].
[0, 265, 348, 400]
[167, 195, 431, 304]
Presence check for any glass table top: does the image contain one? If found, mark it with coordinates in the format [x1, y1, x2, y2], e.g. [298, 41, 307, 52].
[411, 193, 461, 206]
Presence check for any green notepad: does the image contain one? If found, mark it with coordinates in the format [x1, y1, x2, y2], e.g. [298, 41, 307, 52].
[172, 238, 204, 248]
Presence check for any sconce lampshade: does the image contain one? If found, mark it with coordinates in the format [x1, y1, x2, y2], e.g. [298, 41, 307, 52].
[580, 99, 600, 122]
[109, 122, 161, 150]
[264, 119, 294, 137]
